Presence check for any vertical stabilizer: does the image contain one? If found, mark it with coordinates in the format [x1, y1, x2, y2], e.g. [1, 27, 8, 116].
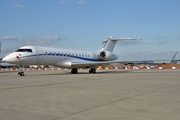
[101, 37, 118, 52]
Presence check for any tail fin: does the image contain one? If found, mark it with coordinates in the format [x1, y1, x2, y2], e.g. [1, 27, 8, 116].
[101, 36, 137, 52]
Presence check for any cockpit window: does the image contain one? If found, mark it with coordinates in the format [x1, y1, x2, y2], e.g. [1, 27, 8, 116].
[15, 49, 32, 52]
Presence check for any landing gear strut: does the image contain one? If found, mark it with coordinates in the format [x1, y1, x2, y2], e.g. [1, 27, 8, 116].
[71, 68, 78, 74]
[89, 67, 96, 74]
[18, 65, 25, 76]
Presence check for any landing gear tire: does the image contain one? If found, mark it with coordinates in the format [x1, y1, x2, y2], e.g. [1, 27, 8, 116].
[18, 71, 25, 76]
[71, 68, 78, 74]
[89, 68, 96, 74]
[18, 65, 25, 76]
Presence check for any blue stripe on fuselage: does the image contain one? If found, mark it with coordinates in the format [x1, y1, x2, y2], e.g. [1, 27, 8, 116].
[20, 54, 103, 62]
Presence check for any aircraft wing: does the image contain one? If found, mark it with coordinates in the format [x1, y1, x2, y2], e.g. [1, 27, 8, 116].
[70, 59, 171, 68]
[170, 59, 180, 64]
[114, 59, 170, 63]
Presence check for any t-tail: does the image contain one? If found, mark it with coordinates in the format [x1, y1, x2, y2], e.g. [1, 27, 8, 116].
[101, 36, 138, 52]
[97, 36, 138, 61]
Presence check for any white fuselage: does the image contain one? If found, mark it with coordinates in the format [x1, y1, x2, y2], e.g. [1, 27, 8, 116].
[3, 46, 118, 68]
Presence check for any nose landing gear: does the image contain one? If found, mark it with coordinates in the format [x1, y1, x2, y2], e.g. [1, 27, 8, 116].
[18, 70, 25, 76]
[18, 65, 25, 76]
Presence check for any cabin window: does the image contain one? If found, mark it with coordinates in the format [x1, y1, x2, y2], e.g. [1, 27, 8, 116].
[24, 49, 32, 52]
[15, 49, 32, 52]
[16, 49, 24, 52]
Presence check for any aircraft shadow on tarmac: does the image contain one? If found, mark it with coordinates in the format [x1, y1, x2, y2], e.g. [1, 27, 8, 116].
[2, 69, 174, 76]
[32, 70, 132, 76]
[0, 70, 18, 73]
[1, 70, 131, 76]
[39, 69, 178, 76]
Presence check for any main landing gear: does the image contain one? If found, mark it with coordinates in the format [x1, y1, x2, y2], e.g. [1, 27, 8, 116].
[71, 68, 78, 74]
[89, 67, 96, 74]
[71, 67, 96, 74]
[18, 65, 25, 76]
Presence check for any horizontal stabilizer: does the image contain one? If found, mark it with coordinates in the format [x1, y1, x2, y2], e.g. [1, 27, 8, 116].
[101, 36, 139, 52]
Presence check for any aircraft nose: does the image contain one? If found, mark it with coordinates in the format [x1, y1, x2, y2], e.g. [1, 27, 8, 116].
[2, 56, 9, 62]
[2, 55, 18, 64]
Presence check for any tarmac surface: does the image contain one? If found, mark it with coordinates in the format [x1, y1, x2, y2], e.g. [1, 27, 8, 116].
[0, 69, 180, 120]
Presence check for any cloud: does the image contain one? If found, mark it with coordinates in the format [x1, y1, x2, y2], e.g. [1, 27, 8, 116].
[144, 41, 150, 44]
[0, 36, 24, 43]
[40, 36, 62, 44]
[0, 35, 63, 46]
[116, 38, 142, 46]
[38, 16, 44, 19]
[117, 50, 176, 61]
[158, 40, 166, 45]
[12, 3, 28, 9]
[60, 0, 66, 5]
[77, 0, 84, 4]
[59, 0, 84, 5]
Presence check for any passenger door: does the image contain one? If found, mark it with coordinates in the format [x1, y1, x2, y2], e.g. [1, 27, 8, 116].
[36, 47, 43, 64]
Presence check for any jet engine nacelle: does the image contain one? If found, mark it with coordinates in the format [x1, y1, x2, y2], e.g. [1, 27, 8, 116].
[97, 51, 118, 61]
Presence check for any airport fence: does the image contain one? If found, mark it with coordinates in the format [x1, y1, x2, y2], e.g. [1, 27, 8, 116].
[0, 66, 180, 71]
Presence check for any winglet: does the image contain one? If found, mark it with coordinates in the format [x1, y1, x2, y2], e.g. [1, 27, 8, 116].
[0, 42, 1, 58]
[170, 51, 178, 63]
[172, 51, 178, 61]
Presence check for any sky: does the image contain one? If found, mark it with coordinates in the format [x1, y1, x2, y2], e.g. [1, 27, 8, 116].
[0, 0, 180, 61]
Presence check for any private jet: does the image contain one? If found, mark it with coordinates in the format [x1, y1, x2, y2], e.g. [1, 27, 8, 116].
[3, 37, 137, 76]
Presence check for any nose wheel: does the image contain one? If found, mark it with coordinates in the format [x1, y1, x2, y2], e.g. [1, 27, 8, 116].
[18, 70, 25, 76]
[18, 65, 25, 76]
